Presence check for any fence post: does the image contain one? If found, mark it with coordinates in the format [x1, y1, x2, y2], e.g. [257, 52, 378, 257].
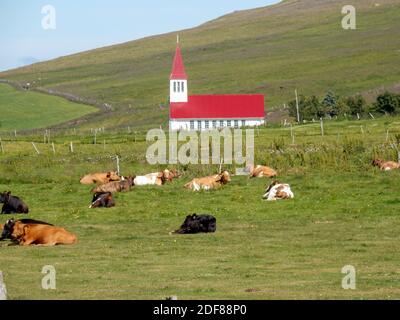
[290, 124, 295, 144]
[0, 138, 4, 154]
[32, 142, 40, 154]
[51, 142, 56, 155]
[0, 271, 7, 300]
[320, 118, 325, 136]
[70, 142, 74, 153]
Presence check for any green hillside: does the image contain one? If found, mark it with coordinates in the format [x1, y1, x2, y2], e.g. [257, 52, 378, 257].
[0, 84, 97, 131]
[1, 0, 399, 129]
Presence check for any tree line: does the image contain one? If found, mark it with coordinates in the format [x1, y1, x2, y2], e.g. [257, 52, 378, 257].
[289, 91, 400, 121]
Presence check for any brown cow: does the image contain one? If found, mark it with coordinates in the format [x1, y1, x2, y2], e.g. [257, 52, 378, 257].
[184, 171, 231, 191]
[10, 221, 77, 246]
[249, 165, 278, 178]
[80, 171, 121, 185]
[91, 176, 135, 193]
[372, 158, 400, 171]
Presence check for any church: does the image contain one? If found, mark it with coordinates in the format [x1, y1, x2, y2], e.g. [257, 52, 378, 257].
[169, 40, 266, 131]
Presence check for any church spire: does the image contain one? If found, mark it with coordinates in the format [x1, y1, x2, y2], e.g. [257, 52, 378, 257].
[170, 39, 187, 80]
[170, 38, 188, 103]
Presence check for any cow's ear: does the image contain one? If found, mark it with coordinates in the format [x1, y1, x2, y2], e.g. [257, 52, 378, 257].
[23, 225, 30, 234]
[106, 172, 111, 178]
[7, 191, 11, 195]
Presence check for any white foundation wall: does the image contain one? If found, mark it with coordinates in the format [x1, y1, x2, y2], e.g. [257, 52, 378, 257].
[169, 119, 265, 131]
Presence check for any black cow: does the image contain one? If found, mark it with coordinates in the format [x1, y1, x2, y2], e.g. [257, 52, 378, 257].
[0, 219, 53, 241]
[89, 192, 115, 208]
[0, 191, 29, 214]
[174, 214, 217, 234]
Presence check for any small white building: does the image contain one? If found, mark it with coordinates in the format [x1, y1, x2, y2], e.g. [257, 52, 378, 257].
[169, 41, 266, 131]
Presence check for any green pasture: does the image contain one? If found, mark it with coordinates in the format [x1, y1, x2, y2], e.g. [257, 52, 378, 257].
[0, 116, 399, 299]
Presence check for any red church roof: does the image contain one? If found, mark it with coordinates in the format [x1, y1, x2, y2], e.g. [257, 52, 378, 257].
[170, 45, 187, 80]
[170, 95, 265, 120]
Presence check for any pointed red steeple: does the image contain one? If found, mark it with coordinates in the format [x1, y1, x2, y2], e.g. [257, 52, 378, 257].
[170, 41, 187, 80]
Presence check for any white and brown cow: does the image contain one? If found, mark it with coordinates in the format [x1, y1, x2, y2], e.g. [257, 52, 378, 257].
[249, 165, 278, 178]
[263, 180, 294, 201]
[372, 158, 400, 171]
[134, 172, 166, 186]
[184, 171, 231, 191]
[134, 169, 180, 186]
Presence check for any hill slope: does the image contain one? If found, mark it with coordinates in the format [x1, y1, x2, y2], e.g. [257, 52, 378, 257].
[0, 83, 97, 131]
[1, 0, 399, 129]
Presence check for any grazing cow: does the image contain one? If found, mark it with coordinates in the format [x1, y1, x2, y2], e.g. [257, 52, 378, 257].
[372, 158, 400, 171]
[89, 192, 115, 208]
[80, 171, 121, 185]
[91, 176, 134, 194]
[0, 191, 29, 214]
[249, 165, 278, 178]
[184, 171, 231, 191]
[174, 214, 217, 234]
[134, 172, 167, 186]
[263, 180, 294, 201]
[1, 219, 53, 241]
[9, 220, 77, 246]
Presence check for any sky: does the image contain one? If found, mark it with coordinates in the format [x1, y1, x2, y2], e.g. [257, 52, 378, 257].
[0, 0, 280, 72]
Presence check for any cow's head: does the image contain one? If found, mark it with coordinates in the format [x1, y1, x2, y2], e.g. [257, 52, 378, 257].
[157, 172, 167, 185]
[107, 171, 121, 182]
[0, 192, 5, 203]
[372, 159, 383, 167]
[124, 176, 135, 186]
[0, 191, 11, 204]
[10, 221, 28, 240]
[1, 219, 16, 241]
[266, 180, 280, 193]
[164, 169, 181, 181]
[177, 214, 197, 230]
[216, 171, 231, 185]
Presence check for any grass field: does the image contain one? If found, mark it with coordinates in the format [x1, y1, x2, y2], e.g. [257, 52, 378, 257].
[1, 0, 399, 130]
[0, 84, 97, 131]
[0, 116, 400, 299]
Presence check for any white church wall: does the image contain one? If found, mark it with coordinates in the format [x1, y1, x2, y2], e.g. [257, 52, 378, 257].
[169, 119, 265, 131]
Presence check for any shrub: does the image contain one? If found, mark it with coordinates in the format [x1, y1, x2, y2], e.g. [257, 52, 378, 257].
[374, 92, 400, 115]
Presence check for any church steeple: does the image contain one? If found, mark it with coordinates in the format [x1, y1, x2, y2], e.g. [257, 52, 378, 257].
[170, 36, 188, 103]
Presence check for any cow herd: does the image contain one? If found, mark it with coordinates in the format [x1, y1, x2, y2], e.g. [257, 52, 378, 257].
[0, 157, 398, 247]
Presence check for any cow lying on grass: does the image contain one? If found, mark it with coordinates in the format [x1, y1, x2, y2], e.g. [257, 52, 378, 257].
[134, 172, 167, 186]
[372, 158, 400, 171]
[1, 219, 76, 246]
[174, 214, 217, 234]
[91, 176, 134, 193]
[89, 192, 115, 209]
[1, 219, 53, 242]
[263, 181, 294, 201]
[0, 191, 29, 214]
[249, 165, 278, 178]
[80, 171, 121, 185]
[184, 171, 231, 191]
